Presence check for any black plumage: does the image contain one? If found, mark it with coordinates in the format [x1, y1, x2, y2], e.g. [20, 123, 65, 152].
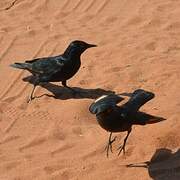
[10, 40, 97, 102]
[89, 89, 166, 157]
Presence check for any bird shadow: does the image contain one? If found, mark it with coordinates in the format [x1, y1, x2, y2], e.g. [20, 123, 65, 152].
[126, 148, 180, 180]
[23, 76, 116, 100]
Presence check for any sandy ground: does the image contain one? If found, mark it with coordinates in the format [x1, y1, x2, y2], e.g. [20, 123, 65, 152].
[0, 0, 180, 179]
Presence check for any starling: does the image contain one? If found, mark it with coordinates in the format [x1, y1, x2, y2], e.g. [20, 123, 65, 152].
[10, 40, 97, 102]
[89, 89, 165, 157]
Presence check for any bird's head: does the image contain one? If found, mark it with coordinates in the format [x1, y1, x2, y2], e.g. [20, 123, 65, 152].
[64, 40, 97, 57]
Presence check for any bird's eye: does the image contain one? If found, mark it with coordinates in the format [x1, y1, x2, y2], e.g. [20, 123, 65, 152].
[120, 113, 126, 119]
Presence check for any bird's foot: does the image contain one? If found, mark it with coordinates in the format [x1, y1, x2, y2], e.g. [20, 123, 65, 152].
[117, 129, 131, 156]
[27, 84, 37, 103]
[104, 136, 117, 157]
[117, 143, 126, 156]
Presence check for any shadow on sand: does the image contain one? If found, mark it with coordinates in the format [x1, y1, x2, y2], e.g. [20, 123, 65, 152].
[126, 148, 180, 180]
[23, 76, 116, 100]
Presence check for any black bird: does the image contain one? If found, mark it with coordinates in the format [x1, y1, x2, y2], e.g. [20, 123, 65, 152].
[10, 40, 97, 102]
[89, 89, 166, 157]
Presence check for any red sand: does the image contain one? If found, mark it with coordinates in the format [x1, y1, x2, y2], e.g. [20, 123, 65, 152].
[0, 0, 180, 179]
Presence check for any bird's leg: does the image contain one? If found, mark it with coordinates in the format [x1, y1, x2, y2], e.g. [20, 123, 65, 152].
[117, 128, 132, 156]
[62, 80, 68, 87]
[104, 132, 117, 157]
[62, 80, 77, 94]
[27, 78, 39, 103]
[62, 80, 72, 90]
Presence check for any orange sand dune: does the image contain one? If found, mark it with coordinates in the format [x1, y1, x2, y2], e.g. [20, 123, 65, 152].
[0, 0, 180, 179]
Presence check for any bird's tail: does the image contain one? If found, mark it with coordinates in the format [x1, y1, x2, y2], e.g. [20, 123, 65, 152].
[132, 112, 166, 125]
[123, 89, 155, 113]
[10, 62, 31, 70]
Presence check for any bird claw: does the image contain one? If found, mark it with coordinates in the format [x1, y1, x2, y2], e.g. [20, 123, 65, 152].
[117, 144, 126, 156]
[117, 129, 131, 156]
[104, 136, 117, 157]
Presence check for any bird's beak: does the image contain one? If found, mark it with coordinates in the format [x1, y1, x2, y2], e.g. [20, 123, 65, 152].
[87, 43, 97, 48]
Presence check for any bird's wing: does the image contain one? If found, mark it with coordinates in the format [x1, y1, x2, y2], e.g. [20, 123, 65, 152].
[89, 94, 124, 114]
[25, 57, 44, 63]
[122, 89, 155, 113]
[132, 111, 166, 125]
[30, 56, 65, 75]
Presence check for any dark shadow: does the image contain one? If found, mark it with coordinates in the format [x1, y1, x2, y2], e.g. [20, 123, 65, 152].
[126, 148, 180, 180]
[23, 76, 115, 100]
